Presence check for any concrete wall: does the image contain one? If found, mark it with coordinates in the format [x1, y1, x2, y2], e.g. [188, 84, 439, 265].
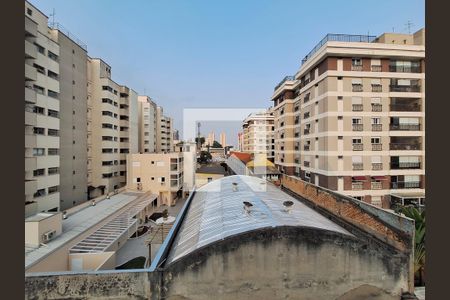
[161, 227, 409, 300]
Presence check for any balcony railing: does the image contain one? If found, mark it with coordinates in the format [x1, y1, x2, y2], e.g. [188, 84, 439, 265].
[372, 85, 382, 92]
[389, 104, 421, 112]
[352, 163, 363, 170]
[372, 124, 382, 131]
[352, 124, 363, 131]
[389, 65, 421, 73]
[371, 65, 382, 72]
[274, 75, 295, 91]
[391, 162, 421, 169]
[372, 143, 382, 151]
[352, 84, 363, 92]
[390, 85, 421, 92]
[391, 181, 421, 189]
[372, 163, 383, 170]
[371, 181, 383, 190]
[352, 182, 364, 190]
[372, 104, 382, 112]
[352, 104, 363, 111]
[351, 65, 363, 71]
[390, 143, 421, 150]
[390, 124, 421, 131]
[353, 143, 363, 151]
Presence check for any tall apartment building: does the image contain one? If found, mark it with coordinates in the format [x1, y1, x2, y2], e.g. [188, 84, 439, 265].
[49, 25, 89, 210]
[138, 96, 157, 153]
[220, 132, 227, 147]
[156, 106, 173, 153]
[237, 132, 244, 151]
[206, 131, 215, 146]
[87, 58, 123, 198]
[118, 86, 139, 187]
[25, 2, 61, 217]
[242, 109, 276, 162]
[273, 29, 425, 209]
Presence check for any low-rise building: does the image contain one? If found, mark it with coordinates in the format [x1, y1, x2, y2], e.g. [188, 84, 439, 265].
[126, 153, 184, 206]
[195, 164, 227, 187]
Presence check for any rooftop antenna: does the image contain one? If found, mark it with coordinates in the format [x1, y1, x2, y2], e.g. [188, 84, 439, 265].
[49, 8, 56, 27]
[197, 122, 201, 149]
[405, 20, 414, 34]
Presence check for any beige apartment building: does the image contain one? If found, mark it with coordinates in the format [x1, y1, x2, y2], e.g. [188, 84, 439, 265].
[25, 2, 61, 216]
[242, 108, 275, 162]
[219, 132, 227, 147]
[273, 29, 425, 208]
[138, 96, 157, 153]
[127, 153, 184, 206]
[49, 25, 89, 210]
[156, 106, 173, 153]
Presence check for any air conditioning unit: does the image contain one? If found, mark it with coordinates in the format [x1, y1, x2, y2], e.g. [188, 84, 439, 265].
[42, 230, 56, 243]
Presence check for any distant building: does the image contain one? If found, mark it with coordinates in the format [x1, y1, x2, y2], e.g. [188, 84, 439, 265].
[219, 132, 226, 147]
[242, 108, 275, 162]
[195, 164, 227, 187]
[138, 96, 157, 153]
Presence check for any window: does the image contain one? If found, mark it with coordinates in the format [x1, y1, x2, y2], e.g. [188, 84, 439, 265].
[33, 127, 45, 135]
[48, 148, 59, 155]
[48, 109, 59, 118]
[372, 117, 381, 124]
[48, 90, 58, 98]
[47, 70, 58, 80]
[371, 97, 381, 104]
[33, 85, 45, 95]
[352, 118, 362, 124]
[33, 64, 45, 74]
[102, 123, 113, 129]
[208, 177, 213, 183]
[48, 167, 59, 175]
[33, 169, 45, 176]
[33, 148, 45, 156]
[33, 106, 45, 114]
[371, 137, 381, 144]
[352, 137, 362, 144]
[48, 51, 59, 61]
[352, 58, 362, 66]
[102, 111, 114, 117]
[102, 136, 114, 141]
[102, 98, 113, 105]
[48, 129, 59, 136]
[27, 8, 33, 15]
[33, 189, 46, 198]
[102, 148, 113, 153]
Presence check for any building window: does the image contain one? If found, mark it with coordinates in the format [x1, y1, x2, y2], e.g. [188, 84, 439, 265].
[48, 167, 59, 175]
[33, 106, 45, 115]
[48, 109, 59, 118]
[371, 137, 381, 144]
[48, 90, 58, 98]
[48, 129, 59, 136]
[34, 43, 45, 54]
[33, 127, 45, 135]
[32, 148, 45, 156]
[33, 189, 46, 198]
[48, 148, 59, 155]
[33, 169, 45, 176]
[27, 8, 33, 15]
[47, 51, 59, 62]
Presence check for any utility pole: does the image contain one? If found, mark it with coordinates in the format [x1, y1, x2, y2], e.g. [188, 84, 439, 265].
[405, 20, 414, 34]
[197, 122, 201, 151]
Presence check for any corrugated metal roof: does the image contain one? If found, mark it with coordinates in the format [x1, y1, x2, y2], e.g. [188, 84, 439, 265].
[165, 175, 352, 265]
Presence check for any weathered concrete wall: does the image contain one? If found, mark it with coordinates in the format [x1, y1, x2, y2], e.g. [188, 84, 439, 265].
[161, 227, 409, 300]
[25, 271, 152, 300]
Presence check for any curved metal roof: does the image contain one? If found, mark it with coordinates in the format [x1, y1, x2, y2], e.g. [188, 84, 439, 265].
[165, 175, 352, 265]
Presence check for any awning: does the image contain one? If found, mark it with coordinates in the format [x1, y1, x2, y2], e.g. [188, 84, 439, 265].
[352, 176, 367, 181]
[371, 176, 387, 180]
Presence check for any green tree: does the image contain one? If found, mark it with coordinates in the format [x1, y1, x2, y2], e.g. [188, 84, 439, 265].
[198, 151, 212, 163]
[195, 137, 205, 146]
[212, 140, 222, 148]
[401, 206, 425, 286]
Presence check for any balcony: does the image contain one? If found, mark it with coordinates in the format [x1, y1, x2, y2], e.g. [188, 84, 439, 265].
[371, 85, 382, 92]
[389, 65, 421, 73]
[352, 124, 363, 131]
[390, 143, 421, 150]
[352, 104, 363, 111]
[390, 85, 421, 92]
[25, 86, 37, 103]
[351, 65, 363, 71]
[371, 181, 383, 190]
[25, 64, 37, 81]
[352, 182, 364, 190]
[390, 104, 421, 112]
[353, 143, 363, 151]
[371, 104, 382, 112]
[391, 181, 421, 189]
[372, 124, 382, 131]
[371, 65, 382, 72]
[390, 124, 420, 131]
[372, 163, 383, 170]
[352, 163, 363, 170]
[391, 162, 421, 169]
[372, 143, 382, 151]
[352, 85, 363, 92]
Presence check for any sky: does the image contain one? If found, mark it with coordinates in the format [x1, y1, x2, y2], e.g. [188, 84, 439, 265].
[31, 0, 424, 147]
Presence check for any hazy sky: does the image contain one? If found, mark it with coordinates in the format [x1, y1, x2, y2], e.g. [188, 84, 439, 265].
[31, 0, 424, 147]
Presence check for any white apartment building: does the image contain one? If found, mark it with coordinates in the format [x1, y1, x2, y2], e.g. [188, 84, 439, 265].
[25, 2, 61, 216]
[138, 96, 157, 153]
[242, 109, 275, 162]
[274, 30, 425, 209]
[156, 106, 173, 153]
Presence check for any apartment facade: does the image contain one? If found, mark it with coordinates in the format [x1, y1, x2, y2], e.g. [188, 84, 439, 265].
[156, 106, 173, 153]
[50, 26, 89, 210]
[219, 132, 227, 147]
[127, 153, 184, 206]
[25, 2, 61, 216]
[138, 96, 157, 153]
[242, 108, 275, 162]
[275, 30, 425, 208]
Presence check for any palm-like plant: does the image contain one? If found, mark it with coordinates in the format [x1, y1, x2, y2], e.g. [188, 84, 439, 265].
[401, 206, 425, 286]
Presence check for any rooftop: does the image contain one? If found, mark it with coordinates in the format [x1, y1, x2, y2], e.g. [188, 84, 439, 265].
[25, 212, 57, 222]
[196, 164, 227, 175]
[164, 175, 352, 265]
[25, 191, 146, 270]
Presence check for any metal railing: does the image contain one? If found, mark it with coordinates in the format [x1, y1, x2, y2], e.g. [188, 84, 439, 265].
[391, 181, 421, 189]
[390, 104, 421, 112]
[352, 182, 364, 190]
[390, 143, 421, 150]
[48, 22, 87, 51]
[372, 124, 382, 131]
[372, 85, 382, 92]
[353, 143, 363, 151]
[352, 124, 364, 131]
[371, 65, 382, 72]
[372, 163, 383, 170]
[301, 33, 376, 65]
[391, 162, 421, 169]
[274, 75, 295, 91]
[389, 65, 421, 73]
[352, 104, 363, 111]
[351, 65, 363, 71]
[390, 124, 421, 131]
[390, 85, 421, 92]
[352, 163, 363, 170]
[352, 84, 363, 92]
[371, 181, 383, 190]
[372, 104, 382, 112]
[372, 143, 382, 151]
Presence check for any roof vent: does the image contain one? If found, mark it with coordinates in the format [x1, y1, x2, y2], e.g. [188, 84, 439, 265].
[243, 201, 253, 214]
[62, 211, 67, 220]
[232, 182, 238, 192]
[283, 200, 294, 213]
